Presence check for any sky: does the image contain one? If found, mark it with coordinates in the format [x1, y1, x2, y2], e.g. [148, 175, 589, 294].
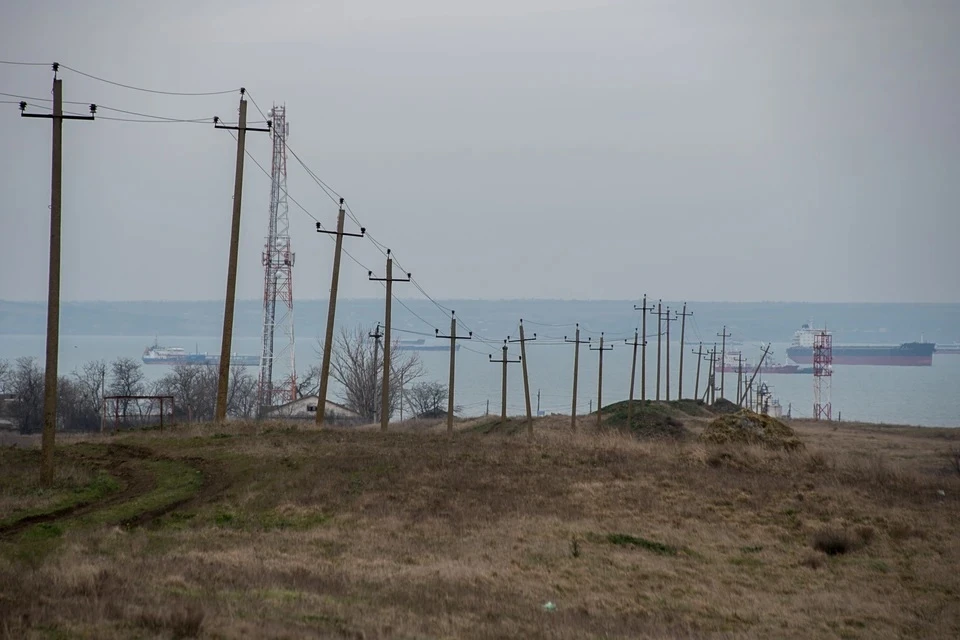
[1, 0, 958, 303]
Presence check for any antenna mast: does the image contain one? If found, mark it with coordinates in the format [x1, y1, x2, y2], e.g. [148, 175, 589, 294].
[813, 328, 832, 420]
[257, 105, 296, 412]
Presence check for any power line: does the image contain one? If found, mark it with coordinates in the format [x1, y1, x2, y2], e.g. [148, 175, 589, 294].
[58, 63, 239, 96]
[0, 60, 50, 66]
[0, 90, 88, 105]
[221, 127, 320, 224]
[243, 90, 270, 123]
[95, 103, 233, 123]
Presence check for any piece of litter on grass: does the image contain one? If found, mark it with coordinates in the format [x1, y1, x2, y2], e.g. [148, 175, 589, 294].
[542, 601, 557, 611]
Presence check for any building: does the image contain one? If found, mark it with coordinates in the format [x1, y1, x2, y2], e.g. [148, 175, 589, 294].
[264, 396, 364, 424]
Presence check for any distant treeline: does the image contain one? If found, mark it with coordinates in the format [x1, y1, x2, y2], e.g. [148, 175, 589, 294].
[1, 300, 958, 345]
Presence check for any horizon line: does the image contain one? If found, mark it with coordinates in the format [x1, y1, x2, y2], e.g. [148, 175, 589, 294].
[1, 298, 959, 306]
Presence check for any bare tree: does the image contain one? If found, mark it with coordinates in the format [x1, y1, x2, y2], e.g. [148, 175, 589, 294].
[108, 357, 146, 424]
[318, 325, 425, 421]
[0, 359, 10, 394]
[295, 364, 320, 399]
[57, 375, 101, 431]
[72, 360, 106, 428]
[154, 363, 256, 422]
[228, 365, 258, 419]
[9, 357, 44, 433]
[406, 380, 460, 419]
[154, 363, 215, 422]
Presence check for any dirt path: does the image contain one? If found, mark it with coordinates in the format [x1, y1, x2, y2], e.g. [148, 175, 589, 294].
[0, 443, 214, 538]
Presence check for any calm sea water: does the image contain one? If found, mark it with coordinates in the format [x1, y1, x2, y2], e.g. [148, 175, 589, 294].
[1, 301, 958, 427]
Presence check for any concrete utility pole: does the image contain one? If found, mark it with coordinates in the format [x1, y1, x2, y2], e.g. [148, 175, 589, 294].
[369, 323, 382, 422]
[435, 311, 472, 433]
[703, 344, 718, 404]
[717, 326, 732, 400]
[625, 328, 644, 426]
[489, 340, 521, 421]
[19, 66, 95, 484]
[399, 370, 404, 420]
[676, 304, 693, 399]
[633, 295, 655, 401]
[739, 343, 772, 407]
[214, 90, 271, 424]
[315, 199, 365, 426]
[654, 301, 667, 401]
[369, 250, 411, 430]
[710, 344, 719, 404]
[509, 322, 536, 439]
[664, 309, 678, 402]
[737, 352, 744, 407]
[590, 333, 614, 427]
[692, 342, 704, 402]
[564, 325, 590, 430]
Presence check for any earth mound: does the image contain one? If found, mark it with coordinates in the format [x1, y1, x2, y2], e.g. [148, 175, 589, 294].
[699, 410, 804, 451]
[601, 401, 690, 440]
[710, 398, 741, 414]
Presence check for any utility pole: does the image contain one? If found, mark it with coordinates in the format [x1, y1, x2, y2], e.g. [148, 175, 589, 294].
[737, 352, 744, 407]
[369, 250, 411, 430]
[692, 342, 704, 402]
[634, 295, 655, 401]
[435, 311, 472, 433]
[710, 344, 719, 404]
[717, 326, 732, 400]
[19, 66, 96, 484]
[213, 90, 271, 424]
[625, 328, 644, 426]
[399, 370, 404, 420]
[664, 309, 678, 402]
[509, 322, 536, 438]
[654, 301, 667, 401]
[703, 343, 718, 404]
[564, 325, 590, 430]
[315, 199, 365, 427]
[369, 323, 382, 422]
[590, 333, 614, 427]
[676, 304, 693, 399]
[739, 343, 772, 406]
[537, 389, 541, 416]
[489, 340, 521, 421]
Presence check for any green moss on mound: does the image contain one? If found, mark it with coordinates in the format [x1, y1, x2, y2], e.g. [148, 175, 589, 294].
[600, 401, 690, 440]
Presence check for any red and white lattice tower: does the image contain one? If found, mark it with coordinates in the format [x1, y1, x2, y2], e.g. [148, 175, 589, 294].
[812, 329, 832, 420]
[257, 105, 296, 412]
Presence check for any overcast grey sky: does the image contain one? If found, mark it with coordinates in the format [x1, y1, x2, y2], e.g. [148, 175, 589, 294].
[1, 0, 958, 303]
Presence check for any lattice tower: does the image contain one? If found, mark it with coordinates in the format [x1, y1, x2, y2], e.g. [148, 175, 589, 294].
[257, 105, 296, 412]
[813, 330, 832, 420]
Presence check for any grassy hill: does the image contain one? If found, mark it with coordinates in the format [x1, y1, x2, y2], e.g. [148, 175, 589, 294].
[1, 409, 959, 638]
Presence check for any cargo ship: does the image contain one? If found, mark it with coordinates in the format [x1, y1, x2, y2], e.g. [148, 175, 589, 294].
[394, 338, 460, 353]
[142, 342, 260, 366]
[935, 343, 960, 355]
[715, 351, 810, 375]
[785, 324, 935, 366]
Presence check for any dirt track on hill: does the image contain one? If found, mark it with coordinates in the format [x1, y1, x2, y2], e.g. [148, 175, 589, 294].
[0, 443, 220, 537]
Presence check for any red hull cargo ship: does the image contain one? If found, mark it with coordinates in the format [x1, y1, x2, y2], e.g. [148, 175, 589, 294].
[785, 324, 934, 366]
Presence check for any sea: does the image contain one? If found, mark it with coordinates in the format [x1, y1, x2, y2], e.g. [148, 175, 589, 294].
[1, 300, 958, 427]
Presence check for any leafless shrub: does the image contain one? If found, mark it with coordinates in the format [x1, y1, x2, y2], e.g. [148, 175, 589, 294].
[949, 447, 960, 477]
[812, 526, 873, 555]
[137, 604, 204, 639]
[799, 551, 825, 569]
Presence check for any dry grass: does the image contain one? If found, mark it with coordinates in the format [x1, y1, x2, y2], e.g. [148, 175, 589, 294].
[1, 413, 959, 639]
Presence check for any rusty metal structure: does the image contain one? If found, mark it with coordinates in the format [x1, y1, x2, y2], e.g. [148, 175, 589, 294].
[256, 105, 297, 412]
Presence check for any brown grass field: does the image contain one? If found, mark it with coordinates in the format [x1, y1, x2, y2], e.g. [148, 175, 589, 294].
[1, 404, 959, 639]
